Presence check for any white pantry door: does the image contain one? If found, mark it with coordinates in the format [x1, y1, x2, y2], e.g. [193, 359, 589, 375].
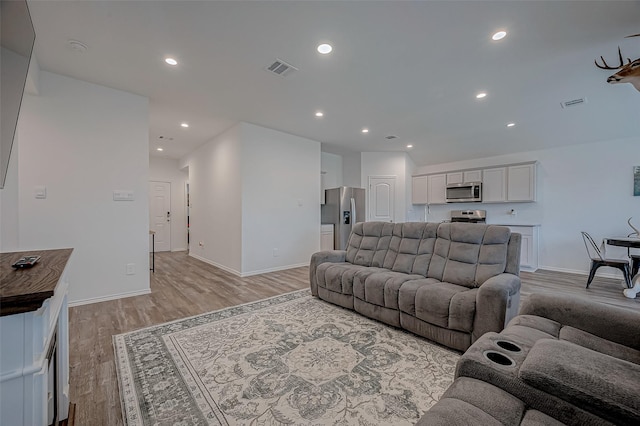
[149, 181, 171, 252]
[369, 176, 395, 223]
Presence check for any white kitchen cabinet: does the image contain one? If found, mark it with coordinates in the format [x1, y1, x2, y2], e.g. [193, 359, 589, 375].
[464, 169, 483, 183]
[446, 172, 463, 185]
[447, 170, 482, 185]
[321, 224, 334, 250]
[427, 174, 447, 204]
[411, 175, 428, 204]
[482, 167, 507, 203]
[506, 225, 539, 271]
[507, 163, 536, 202]
[482, 162, 536, 203]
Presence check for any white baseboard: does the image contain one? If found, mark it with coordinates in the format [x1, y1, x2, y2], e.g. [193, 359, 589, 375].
[188, 253, 306, 278]
[189, 253, 243, 276]
[540, 265, 625, 280]
[171, 248, 187, 252]
[240, 263, 308, 277]
[68, 288, 151, 307]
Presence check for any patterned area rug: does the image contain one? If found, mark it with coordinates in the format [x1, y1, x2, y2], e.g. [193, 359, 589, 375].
[114, 290, 459, 425]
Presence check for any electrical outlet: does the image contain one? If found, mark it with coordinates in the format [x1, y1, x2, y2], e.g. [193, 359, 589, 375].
[126, 263, 136, 275]
[273, 248, 279, 257]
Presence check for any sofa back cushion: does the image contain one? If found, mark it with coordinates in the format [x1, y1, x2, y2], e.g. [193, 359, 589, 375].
[427, 223, 510, 288]
[382, 222, 439, 275]
[345, 222, 394, 266]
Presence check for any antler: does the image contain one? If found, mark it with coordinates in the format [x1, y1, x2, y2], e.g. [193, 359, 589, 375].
[595, 46, 627, 69]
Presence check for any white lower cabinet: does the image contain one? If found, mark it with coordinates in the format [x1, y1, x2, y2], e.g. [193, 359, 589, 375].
[506, 225, 539, 271]
[321, 224, 334, 250]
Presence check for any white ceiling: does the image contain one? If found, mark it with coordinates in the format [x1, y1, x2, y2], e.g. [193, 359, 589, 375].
[27, 0, 640, 166]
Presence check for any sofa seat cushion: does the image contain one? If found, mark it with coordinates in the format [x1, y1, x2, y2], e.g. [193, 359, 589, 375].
[520, 410, 567, 426]
[416, 377, 525, 426]
[559, 326, 640, 365]
[315, 262, 383, 296]
[519, 339, 640, 423]
[352, 271, 424, 309]
[399, 280, 478, 333]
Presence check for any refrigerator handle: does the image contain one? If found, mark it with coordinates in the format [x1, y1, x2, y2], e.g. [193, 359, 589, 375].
[350, 197, 356, 224]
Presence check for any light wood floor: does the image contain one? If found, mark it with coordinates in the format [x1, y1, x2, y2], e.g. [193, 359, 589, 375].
[68, 251, 639, 425]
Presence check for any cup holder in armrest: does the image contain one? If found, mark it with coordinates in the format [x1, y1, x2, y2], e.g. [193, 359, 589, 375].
[495, 340, 522, 353]
[483, 350, 515, 367]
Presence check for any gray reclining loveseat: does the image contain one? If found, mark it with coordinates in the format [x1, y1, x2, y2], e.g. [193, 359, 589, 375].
[418, 293, 640, 425]
[309, 221, 522, 351]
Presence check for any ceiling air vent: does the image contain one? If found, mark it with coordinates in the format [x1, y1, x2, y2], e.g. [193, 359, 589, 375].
[265, 58, 298, 77]
[560, 97, 587, 109]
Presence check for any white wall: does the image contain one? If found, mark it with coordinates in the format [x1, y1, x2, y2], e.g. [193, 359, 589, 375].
[413, 137, 640, 276]
[5, 71, 150, 304]
[342, 152, 362, 188]
[149, 157, 189, 251]
[181, 122, 320, 276]
[241, 123, 321, 274]
[321, 152, 343, 191]
[0, 140, 20, 251]
[182, 125, 243, 274]
[361, 151, 412, 223]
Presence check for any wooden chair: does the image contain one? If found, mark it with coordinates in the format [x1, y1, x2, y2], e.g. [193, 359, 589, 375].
[581, 231, 632, 289]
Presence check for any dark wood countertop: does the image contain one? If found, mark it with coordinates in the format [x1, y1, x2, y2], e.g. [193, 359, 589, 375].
[0, 248, 73, 316]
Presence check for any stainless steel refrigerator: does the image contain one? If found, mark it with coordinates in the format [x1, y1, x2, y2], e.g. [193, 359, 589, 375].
[321, 187, 366, 250]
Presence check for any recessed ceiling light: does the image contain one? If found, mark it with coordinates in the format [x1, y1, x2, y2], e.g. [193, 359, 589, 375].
[362, 128, 369, 133]
[315, 111, 324, 117]
[181, 123, 189, 128]
[492, 31, 507, 41]
[406, 144, 413, 148]
[506, 122, 516, 127]
[317, 44, 333, 54]
[165, 57, 178, 66]
[157, 147, 164, 151]
[476, 92, 487, 99]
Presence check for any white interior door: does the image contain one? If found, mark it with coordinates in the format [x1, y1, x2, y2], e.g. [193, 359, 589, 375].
[149, 181, 171, 252]
[369, 176, 395, 222]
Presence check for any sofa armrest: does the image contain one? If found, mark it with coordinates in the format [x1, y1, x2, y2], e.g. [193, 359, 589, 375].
[520, 339, 640, 422]
[309, 250, 347, 296]
[519, 293, 640, 350]
[473, 273, 521, 342]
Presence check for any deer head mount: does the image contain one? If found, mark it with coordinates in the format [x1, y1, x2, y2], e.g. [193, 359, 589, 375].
[595, 34, 640, 92]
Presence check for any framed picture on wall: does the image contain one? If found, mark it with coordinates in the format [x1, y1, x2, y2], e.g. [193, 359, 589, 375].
[634, 166, 640, 196]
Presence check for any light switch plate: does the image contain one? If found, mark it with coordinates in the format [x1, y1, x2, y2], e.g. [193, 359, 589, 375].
[35, 186, 46, 199]
[113, 190, 135, 201]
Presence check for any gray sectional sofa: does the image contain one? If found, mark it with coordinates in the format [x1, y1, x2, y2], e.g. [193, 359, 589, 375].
[309, 221, 522, 351]
[419, 293, 640, 425]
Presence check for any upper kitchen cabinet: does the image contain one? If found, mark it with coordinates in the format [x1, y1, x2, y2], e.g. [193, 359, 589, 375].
[482, 167, 507, 202]
[411, 175, 428, 204]
[482, 162, 537, 203]
[447, 170, 482, 184]
[507, 163, 536, 202]
[427, 174, 447, 204]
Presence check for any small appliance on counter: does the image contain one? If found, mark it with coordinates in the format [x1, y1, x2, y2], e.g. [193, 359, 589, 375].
[321, 187, 365, 250]
[450, 210, 487, 223]
[446, 182, 482, 203]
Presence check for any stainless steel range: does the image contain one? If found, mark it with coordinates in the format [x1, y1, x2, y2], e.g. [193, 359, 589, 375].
[450, 210, 487, 223]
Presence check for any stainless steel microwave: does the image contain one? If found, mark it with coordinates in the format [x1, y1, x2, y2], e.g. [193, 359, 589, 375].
[446, 182, 482, 203]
